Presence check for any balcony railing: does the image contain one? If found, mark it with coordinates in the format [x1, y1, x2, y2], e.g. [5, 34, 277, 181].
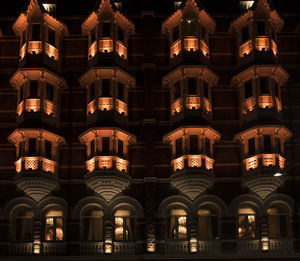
[198, 240, 221, 255]
[28, 41, 42, 55]
[239, 40, 252, 57]
[242, 96, 256, 114]
[255, 37, 270, 52]
[244, 153, 285, 171]
[15, 156, 56, 174]
[113, 242, 136, 255]
[269, 239, 293, 253]
[203, 97, 212, 113]
[242, 95, 281, 114]
[258, 95, 273, 109]
[98, 97, 113, 111]
[87, 100, 96, 115]
[184, 37, 199, 52]
[275, 97, 282, 112]
[17, 98, 56, 117]
[165, 241, 189, 254]
[115, 40, 127, 59]
[170, 39, 182, 58]
[9, 242, 33, 255]
[99, 38, 113, 53]
[42, 242, 66, 255]
[271, 39, 278, 56]
[237, 239, 260, 253]
[86, 155, 129, 173]
[185, 95, 200, 110]
[171, 98, 183, 115]
[200, 39, 209, 57]
[20, 43, 26, 60]
[45, 42, 58, 60]
[88, 41, 97, 60]
[116, 99, 128, 116]
[172, 154, 214, 172]
[80, 242, 104, 254]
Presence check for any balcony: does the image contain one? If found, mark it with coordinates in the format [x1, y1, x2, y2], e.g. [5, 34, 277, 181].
[172, 154, 214, 172]
[80, 242, 104, 255]
[165, 241, 189, 254]
[45, 43, 58, 60]
[115, 40, 127, 59]
[185, 96, 200, 110]
[42, 242, 66, 255]
[99, 38, 113, 53]
[239, 37, 277, 58]
[98, 97, 114, 112]
[170, 39, 182, 58]
[239, 40, 252, 57]
[269, 239, 293, 253]
[244, 153, 285, 171]
[15, 156, 56, 174]
[171, 98, 184, 115]
[86, 156, 128, 173]
[237, 239, 260, 254]
[198, 240, 221, 255]
[88, 41, 97, 60]
[27, 41, 42, 55]
[9, 242, 33, 255]
[113, 242, 136, 255]
[184, 37, 199, 52]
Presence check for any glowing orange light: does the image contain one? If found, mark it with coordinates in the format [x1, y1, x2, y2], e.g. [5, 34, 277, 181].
[271, 39, 278, 56]
[242, 97, 256, 114]
[99, 39, 113, 53]
[275, 97, 282, 112]
[86, 156, 128, 173]
[170, 39, 181, 58]
[88, 41, 97, 60]
[27, 41, 42, 55]
[184, 37, 199, 52]
[200, 39, 209, 57]
[115, 40, 127, 59]
[185, 96, 200, 110]
[173, 154, 214, 171]
[239, 40, 252, 57]
[25, 98, 41, 112]
[17, 101, 24, 116]
[43, 99, 56, 117]
[258, 95, 273, 109]
[203, 97, 212, 113]
[244, 153, 285, 171]
[20, 43, 26, 59]
[116, 99, 128, 116]
[15, 156, 56, 173]
[171, 98, 183, 115]
[87, 100, 96, 115]
[255, 37, 270, 52]
[45, 43, 58, 60]
[98, 97, 113, 111]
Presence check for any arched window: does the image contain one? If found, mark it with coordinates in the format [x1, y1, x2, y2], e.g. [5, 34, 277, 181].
[114, 209, 133, 241]
[168, 209, 187, 240]
[268, 204, 289, 238]
[44, 207, 64, 241]
[81, 207, 104, 241]
[237, 207, 256, 239]
[11, 206, 33, 242]
[198, 205, 219, 240]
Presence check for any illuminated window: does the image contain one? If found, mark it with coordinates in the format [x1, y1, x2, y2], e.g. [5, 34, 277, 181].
[114, 209, 133, 241]
[11, 207, 33, 242]
[268, 204, 289, 238]
[169, 209, 187, 240]
[197, 206, 219, 240]
[81, 207, 104, 241]
[45, 208, 64, 241]
[238, 207, 256, 239]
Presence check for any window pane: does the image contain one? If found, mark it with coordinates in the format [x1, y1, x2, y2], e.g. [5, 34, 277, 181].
[102, 137, 109, 154]
[46, 83, 54, 102]
[279, 215, 288, 237]
[274, 82, 279, 98]
[30, 81, 38, 97]
[198, 215, 209, 239]
[264, 135, 271, 153]
[173, 26, 179, 43]
[205, 138, 210, 156]
[89, 82, 95, 102]
[185, 21, 196, 36]
[178, 216, 187, 239]
[45, 217, 54, 241]
[238, 216, 246, 238]
[268, 215, 277, 238]
[175, 138, 182, 157]
[203, 81, 209, 99]
[90, 139, 95, 157]
[118, 139, 124, 157]
[174, 81, 180, 100]
[102, 22, 111, 37]
[15, 218, 33, 242]
[248, 215, 256, 238]
[48, 27, 56, 46]
[188, 78, 197, 95]
[118, 82, 125, 101]
[241, 26, 249, 43]
[248, 138, 255, 156]
[32, 24, 40, 40]
[45, 140, 52, 158]
[244, 80, 253, 99]
[118, 26, 124, 43]
[190, 135, 198, 154]
[257, 21, 265, 36]
[260, 78, 269, 94]
[55, 217, 64, 241]
[101, 79, 110, 97]
[28, 138, 36, 155]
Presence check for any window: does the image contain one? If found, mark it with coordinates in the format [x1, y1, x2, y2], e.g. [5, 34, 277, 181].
[45, 140, 52, 158]
[257, 21, 265, 36]
[260, 78, 269, 94]
[175, 137, 182, 157]
[268, 204, 289, 238]
[102, 137, 110, 154]
[118, 139, 124, 157]
[45, 208, 64, 241]
[89, 82, 95, 102]
[189, 135, 198, 154]
[185, 20, 196, 36]
[174, 81, 181, 100]
[114, 209, 133, 241]
[169, 209, 187, 240]
[248, 137, 255, 156]
[18, 141, 25, 158]
[19, 86, 23, 103]
[200, 25, 207, 42]
[48, 27, 56, 47]
[101, 79, 110, 97]
[118, 26, 124, 43]
[238, 207, 256, 239]
[172, 26, 179, 43]
[244, 80, 253, 99]
[46, 83, 54, 102]
[275, 137, 281, 154]
[198, 206, 219, 240]
[274, 82, 279, 98]
[11, 207, 33, 242]
[90, 28, 96, 43]
[102, 22, 111, 37]
[271, 27, 276, 41]
[30, 81, 38, 97]
[188, 78, 197, 95]
[28, 138, 36, 155]
[203, 81, 209, 99]
[205, 138, 210, 156]
[90, 139, 95, 157]
[241, 26, 249, 43]
[264, 135, 272, 153]
[118, 82, 125, 102]
[32, 24, 40, 40]
[81, 207, 103, 241]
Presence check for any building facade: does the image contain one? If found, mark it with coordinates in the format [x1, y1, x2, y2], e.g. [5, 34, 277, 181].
[0, 0, 300, 260]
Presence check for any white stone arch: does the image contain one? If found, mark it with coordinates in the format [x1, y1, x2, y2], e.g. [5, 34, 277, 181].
[72, 196, 108, 219]
[192, 194, 229, 217]
[3, 197, 37, 220]
[108, 196, 144, 218]
[229, 194, 263, 217]
[157, 195, 193, 217]
[38, 196, 69, 216]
